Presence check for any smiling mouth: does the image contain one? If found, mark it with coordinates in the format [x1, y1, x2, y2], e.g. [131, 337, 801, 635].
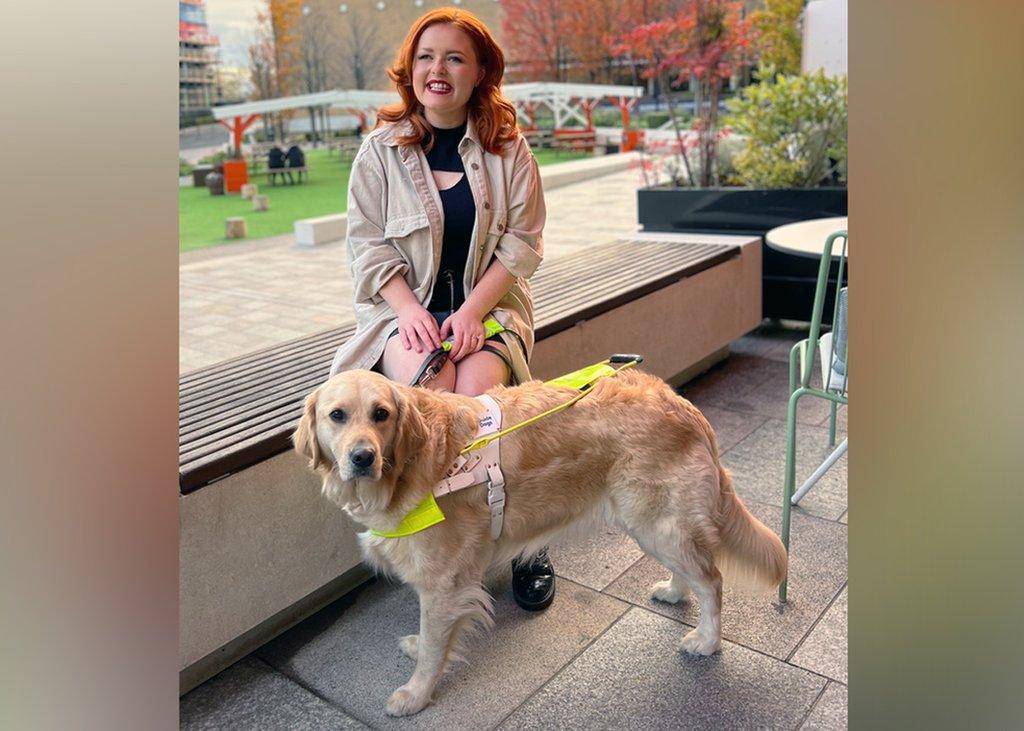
[426, 81, 453, 95]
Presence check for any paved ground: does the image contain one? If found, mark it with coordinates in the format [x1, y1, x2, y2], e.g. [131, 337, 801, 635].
[179, 324, 847, 730]
[179, 167, 648, 374]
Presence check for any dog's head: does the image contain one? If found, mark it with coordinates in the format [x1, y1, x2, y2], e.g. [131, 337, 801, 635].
[293, 370, 428, 517]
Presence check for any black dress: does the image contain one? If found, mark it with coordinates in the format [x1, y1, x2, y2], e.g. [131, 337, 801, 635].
[423, 122, 476, 315]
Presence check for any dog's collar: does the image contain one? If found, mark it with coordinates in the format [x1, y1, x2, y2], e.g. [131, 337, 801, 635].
[370, 395, 505, 539]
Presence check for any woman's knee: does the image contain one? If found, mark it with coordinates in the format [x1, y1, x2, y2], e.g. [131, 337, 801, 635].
[453, 352, 509, 396]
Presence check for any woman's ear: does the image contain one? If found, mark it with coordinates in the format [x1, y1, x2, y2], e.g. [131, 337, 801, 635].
[293, 388, 327, 472]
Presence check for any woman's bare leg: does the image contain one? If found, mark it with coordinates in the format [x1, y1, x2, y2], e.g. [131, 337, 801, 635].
[379, 335, 456, 391]
[452, 342, 510, 396]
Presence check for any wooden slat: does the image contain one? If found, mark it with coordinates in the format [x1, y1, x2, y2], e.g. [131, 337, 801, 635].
[179, 239, 735, 494]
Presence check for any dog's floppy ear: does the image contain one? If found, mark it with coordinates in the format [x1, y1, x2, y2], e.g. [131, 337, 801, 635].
[388, 381, 427, 479]
[293, 387, 327, 472]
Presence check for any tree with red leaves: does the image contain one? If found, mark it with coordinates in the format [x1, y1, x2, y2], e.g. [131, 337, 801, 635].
[501, 0, 570, 81]
[614, 0, 753, 186]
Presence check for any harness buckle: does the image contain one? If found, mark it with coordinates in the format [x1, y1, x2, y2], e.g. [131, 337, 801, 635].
[485, 463, 505, 540]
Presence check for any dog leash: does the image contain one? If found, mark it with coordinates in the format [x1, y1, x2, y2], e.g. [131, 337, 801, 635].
[458, 354, 644, 456]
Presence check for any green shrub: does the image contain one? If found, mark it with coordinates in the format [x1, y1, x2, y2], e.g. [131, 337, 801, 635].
[179, 157, 192, 177]
[591, 109, 624, 127]
[643, 111, 670, 129]
[724, 69, 847, 187]
[199, 150, 228, 167]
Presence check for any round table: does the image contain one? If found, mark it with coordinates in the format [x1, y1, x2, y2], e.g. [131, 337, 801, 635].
[765, 216, 848, 258]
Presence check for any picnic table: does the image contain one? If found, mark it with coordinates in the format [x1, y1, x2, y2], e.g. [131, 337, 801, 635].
[552, 130, 597, 154]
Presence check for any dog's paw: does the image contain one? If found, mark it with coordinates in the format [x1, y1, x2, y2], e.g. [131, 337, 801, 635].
[680, 629, 721, 656]
[399, 634, 419, 661]
[385, 686, 430, 717]
[650, 578, 688, 604]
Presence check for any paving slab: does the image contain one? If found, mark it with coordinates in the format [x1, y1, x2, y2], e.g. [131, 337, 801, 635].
[603, 503, 847, 660]
[801, 681, 848, 730]
[678, 353, 777, 407]
[179, 165, 658, 374]
[729, 325, 807, 363]
[549, 527, 645, 592]
[179, 656, 367, 730]
[681, 354, 832, 427]
[792, 586, 848, 683]
[693, 405, 769, 454]
[258, 574, 628, 730]
[722, 417, 848, 521]
[499, 606, 826, 730]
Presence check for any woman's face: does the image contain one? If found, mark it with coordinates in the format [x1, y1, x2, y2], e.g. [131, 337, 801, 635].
[411, 23, 484, 128]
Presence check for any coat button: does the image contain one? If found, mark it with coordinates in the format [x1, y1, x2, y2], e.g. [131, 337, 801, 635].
[471, 162, 479, 170]
[484, 202, 490, 210]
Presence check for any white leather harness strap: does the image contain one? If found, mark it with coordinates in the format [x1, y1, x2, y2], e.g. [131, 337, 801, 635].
[432, 394, 506, 540]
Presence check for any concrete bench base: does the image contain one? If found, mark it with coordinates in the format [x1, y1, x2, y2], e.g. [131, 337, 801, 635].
[179, 233, 761, 694]
[295, 214, 347, 247]
[179, 450, 366, 693]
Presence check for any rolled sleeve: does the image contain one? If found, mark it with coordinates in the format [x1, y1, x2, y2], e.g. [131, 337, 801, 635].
[492, 147, 545, 279]
[347, 152, 408, 304]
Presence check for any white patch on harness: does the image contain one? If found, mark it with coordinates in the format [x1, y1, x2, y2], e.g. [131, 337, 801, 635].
[431, 394, 506, 539]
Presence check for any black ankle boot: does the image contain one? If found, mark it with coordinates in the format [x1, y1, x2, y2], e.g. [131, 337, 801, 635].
[512, 547, 556, 611]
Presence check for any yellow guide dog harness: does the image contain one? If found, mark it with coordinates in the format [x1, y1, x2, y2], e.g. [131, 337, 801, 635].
[370, 353, 643, 539]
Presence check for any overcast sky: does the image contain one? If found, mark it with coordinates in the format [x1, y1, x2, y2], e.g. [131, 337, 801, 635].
[202, 0, 263, 68]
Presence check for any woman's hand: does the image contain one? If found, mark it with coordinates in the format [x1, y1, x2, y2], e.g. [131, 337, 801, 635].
[440, 307, 487, 362]
[395, 302, 442, 354]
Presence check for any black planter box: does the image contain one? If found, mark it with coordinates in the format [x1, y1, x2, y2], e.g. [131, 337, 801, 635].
[638, 186, 847, 322]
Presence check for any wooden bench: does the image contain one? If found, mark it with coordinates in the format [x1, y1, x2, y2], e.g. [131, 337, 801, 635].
[267, 166, 307, 185]
[330, 137, 362, 160]
[553, 130, 598, 154]
[522, 129, 554, 150]
[178, 233, 762, 692]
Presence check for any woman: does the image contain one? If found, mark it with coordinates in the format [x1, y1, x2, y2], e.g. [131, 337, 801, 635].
[328, 7, 554, 611]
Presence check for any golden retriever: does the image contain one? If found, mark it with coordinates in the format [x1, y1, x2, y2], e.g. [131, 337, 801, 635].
[293, 368, 787, 717]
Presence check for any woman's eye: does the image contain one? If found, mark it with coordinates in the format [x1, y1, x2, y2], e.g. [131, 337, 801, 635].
[448, 56, 463, 64]
[373, 407, 390, 422]
[329, 409, 347, 423]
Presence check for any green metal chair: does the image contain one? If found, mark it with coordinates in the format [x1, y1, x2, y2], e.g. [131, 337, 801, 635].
[779, 230, 848, 603]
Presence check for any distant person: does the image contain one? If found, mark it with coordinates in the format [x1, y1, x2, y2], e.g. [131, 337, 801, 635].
[327, 8, 552, 612]
[268, 145, 287, 185]
[285, 144, 305, 167]
[285, 145, 305, 184]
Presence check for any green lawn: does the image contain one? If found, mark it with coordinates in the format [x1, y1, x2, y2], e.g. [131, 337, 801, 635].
[179, 147, 590, 251]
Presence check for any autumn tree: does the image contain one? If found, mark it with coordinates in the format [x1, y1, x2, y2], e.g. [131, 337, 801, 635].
[298, 6, 335, 143]
[748, 0, 803, 75]
[247, 0, 302, 141]
[336, 6, 389, 90]
[500, 0, 570, 81]
[614, 0, 753, 186]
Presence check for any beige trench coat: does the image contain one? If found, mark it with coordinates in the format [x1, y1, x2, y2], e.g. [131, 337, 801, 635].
[328, 116, 546, 383]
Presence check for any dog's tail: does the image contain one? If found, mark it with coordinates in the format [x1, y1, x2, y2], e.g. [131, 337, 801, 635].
[714, 466, 788, 591]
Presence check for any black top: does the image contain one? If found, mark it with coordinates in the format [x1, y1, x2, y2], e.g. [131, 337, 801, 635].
[424, 122, 476, 313]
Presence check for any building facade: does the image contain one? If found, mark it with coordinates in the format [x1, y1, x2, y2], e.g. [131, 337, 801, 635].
[179, 0, 222, 121]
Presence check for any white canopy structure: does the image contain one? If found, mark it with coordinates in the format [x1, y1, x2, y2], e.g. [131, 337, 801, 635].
[502, 82, 643, 131]
[211, 81, 645, 153]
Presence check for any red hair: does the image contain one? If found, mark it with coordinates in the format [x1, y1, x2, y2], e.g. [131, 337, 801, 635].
[376, 7, 519, 156]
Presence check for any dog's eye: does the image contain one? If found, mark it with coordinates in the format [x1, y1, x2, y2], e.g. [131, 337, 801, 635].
[373, 407, 390, 422]
[329, 409, 347, 423]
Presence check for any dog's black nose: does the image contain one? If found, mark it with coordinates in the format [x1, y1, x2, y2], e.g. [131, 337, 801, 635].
[350, 448, 376, 469]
